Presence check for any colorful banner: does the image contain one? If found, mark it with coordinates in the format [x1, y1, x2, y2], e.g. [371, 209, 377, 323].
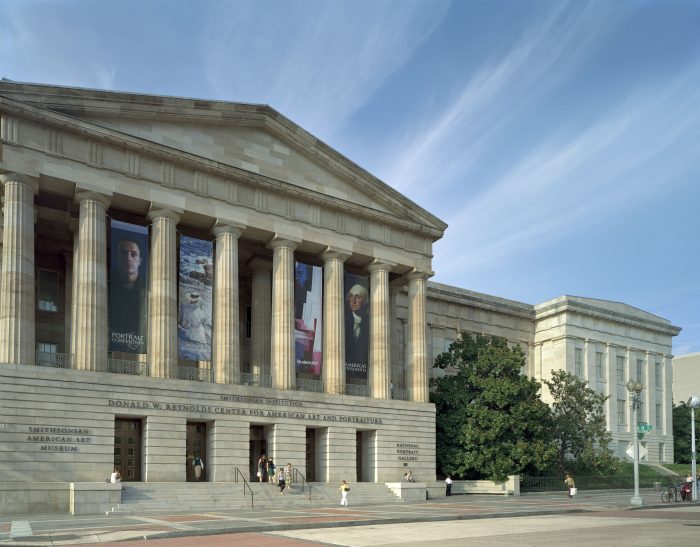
[109, 220, 149, 353]
[344, 272, 369, 380]
[294, 262, 323, 375]
[178, 236, 214, 361]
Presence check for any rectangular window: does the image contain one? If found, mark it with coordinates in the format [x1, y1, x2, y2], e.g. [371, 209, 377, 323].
[656, 403, 662, 429]
[36, 342, 58, 366]
[655, 361, 661, 388]
[637, 359, 643, 382]
[245, 306, 252, 339]
[617, 399, 626, 425]
[596, 352, 604, 380]
[659, 442, 665, 462]
[574, 348, 583, 377]
[37, 269, 59, 312]
[616, 356, 625, 384]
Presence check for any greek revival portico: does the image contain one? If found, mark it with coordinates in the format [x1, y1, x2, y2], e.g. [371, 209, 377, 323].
[0, 82, 447, 403]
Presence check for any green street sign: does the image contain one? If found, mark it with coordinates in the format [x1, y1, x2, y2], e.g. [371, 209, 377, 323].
[637, 424, 652, 433]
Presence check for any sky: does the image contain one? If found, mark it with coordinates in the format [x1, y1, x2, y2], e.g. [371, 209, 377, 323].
[1, 0, 699, 354]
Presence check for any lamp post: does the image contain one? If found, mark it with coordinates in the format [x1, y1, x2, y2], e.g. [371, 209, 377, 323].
[688, 395, 699, 503]
[626, 379, 644, 506]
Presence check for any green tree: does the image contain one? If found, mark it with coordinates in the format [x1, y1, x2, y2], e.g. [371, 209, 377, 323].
[673, 401, 691, 464]
[543, 370, 617, 473]
[431, 333, 556, 482]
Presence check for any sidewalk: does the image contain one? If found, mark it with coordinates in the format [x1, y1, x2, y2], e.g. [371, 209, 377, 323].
[0, 489, 683, 546]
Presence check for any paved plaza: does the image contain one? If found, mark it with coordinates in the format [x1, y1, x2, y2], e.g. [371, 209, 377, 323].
[1, 490, 697, 546]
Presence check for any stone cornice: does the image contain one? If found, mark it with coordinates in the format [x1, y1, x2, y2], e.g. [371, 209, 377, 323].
[426, 282, 535, 320]
[0, 87, 447, 240]
[534, 297, 681, 336]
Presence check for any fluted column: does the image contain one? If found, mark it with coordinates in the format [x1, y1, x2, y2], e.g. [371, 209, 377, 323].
[368, 260, 393, 399]
[211, 222, 245, 384]
[0, 173, 38, 365]
[68, 219, 80, 361]
[147, 208, 181, 379]
[389, 283, 402, 391]
[407, 271, 429, 403]
[268, 237, 297, 390]
[73, 191, 111, 371]
[250, 257, 272, 380]
[322, 248, 349, 395]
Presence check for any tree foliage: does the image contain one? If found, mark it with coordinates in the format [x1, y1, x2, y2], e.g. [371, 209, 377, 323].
[673, 402, 691, 464]
[544, 370, 617, 473]
[431, 333, 556, 482]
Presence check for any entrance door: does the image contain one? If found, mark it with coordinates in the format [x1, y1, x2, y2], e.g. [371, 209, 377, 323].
[249, 426, 267, 481]
[114, 419, 142, 481]
[305, 428, 316, 482]
[186, 422, 207, 482]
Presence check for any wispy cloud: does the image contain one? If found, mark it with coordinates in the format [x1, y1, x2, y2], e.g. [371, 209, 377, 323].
[434, 60, 700, 279]
[381, 2, 611, 200]
[200, 0, 449, 137]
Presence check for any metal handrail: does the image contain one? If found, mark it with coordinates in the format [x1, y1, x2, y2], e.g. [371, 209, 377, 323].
[293, 468, 311, 501]
[234, 467, 254, 508]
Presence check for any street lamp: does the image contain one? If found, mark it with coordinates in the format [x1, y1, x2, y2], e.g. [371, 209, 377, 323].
[626, 379, 644, 506]
[688, 395, 700, 503]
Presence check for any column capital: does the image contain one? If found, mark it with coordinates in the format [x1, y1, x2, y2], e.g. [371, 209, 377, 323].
[248, 255, 273, 271]
[74, 190, 111, 209]
[405, 268, 433, 282]
[321, 246, 351, 263]
[367, 258, 396, 274]
[0, 172, 39, 193]
[147, 206, 181, 224]
[211, 221, 245, 239]
[267, 235, 299, 252]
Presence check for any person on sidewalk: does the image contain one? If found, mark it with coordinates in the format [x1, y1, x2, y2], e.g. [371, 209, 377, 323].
[257, 454, 267, 483]
[565, 473, 575, 498]
[340, 480, 350, 506]
[445, 475, 453, 496]
[192, 454, 204, 482]
[285, 462, 293, 490]
[267, 458, 276, 484]
[277, 468, 286, 495]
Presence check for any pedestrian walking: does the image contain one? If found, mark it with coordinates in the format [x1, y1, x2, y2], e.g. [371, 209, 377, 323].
[565, 473, 576, 498]
[285, 462, 293, 490]
[192, 454, 204, 482]
[277, 468, 286, 495]
[445, 475, 453, 496]
[340, 479, 350, 506]
[257, 454, 267, 483]
[267, 458, 276, 484]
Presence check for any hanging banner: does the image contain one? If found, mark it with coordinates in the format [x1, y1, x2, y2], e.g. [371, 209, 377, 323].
[178, 236, 214, 361]
[344, 272, 369, 380]
[109, 220, 149, 353]
[294, 262, 323, 375]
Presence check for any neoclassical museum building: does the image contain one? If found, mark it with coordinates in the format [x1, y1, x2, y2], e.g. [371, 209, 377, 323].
[0, 82, 680, 510]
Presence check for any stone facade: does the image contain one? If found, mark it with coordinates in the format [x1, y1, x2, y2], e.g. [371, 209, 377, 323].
[0, 82, 681, 515]
[672, 352, 700, 406]
[0, 82, 443, 504]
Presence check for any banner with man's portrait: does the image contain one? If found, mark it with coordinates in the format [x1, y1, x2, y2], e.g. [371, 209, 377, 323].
[294, 262, 323, 375]
[178, 236, 214, 361]
[344, 272, 369, 380]
[109, 220, 149, 353]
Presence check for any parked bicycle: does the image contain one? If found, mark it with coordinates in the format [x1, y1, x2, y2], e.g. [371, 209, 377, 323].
[661, 480, 693, 503]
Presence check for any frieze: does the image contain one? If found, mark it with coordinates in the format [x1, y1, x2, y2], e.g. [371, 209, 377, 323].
[108, 399, 383, 424]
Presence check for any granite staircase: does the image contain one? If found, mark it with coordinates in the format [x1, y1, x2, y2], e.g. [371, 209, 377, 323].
[108, 481, 401, 515]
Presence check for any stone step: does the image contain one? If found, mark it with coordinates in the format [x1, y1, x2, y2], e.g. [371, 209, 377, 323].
[109, 482, 400, 515]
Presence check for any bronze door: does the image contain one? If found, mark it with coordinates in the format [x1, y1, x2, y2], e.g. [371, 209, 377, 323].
[186, 422, 207, 482]
[114, 419, 142, 481]
[305, 428, 316, 482]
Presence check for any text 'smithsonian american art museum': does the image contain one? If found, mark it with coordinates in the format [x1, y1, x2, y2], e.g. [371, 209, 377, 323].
[0, 82, 680, 514]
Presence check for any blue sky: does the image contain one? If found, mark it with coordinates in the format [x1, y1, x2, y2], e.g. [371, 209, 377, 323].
[2, 0, 699, 353]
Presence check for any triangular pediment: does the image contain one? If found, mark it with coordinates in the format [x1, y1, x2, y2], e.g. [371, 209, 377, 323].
[0, 82, 446, 236]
